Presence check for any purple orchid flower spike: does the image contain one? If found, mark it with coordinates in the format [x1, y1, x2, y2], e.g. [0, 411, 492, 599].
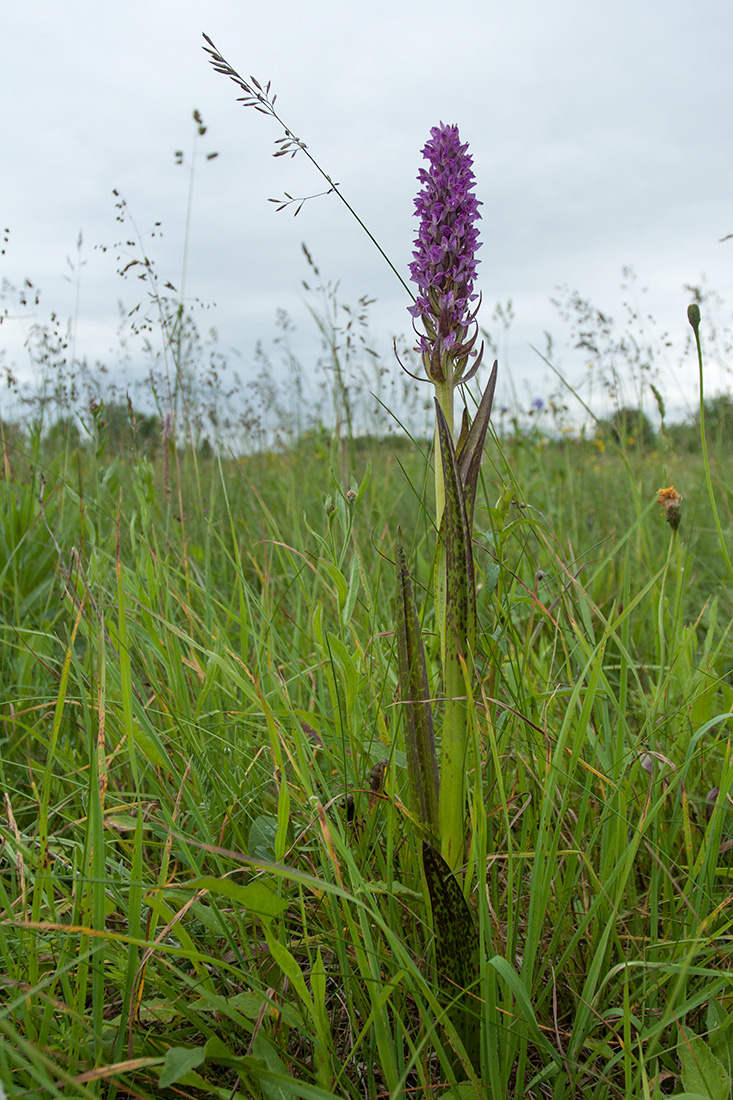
[408, 123, 484, 396]
[406, 121, 490, 535]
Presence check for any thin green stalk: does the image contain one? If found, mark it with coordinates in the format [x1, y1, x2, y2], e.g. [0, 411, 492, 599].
[654, 527, 679, 710]
[688, 303, 733, 581]
[433, 376, 454, 530]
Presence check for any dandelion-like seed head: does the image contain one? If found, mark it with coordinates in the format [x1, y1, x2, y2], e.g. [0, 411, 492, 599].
[657, 486, 683, 531]
[408, 123, 483, 386]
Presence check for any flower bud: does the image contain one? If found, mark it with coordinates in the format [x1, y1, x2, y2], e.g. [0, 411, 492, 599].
[657, 486, 683, 531]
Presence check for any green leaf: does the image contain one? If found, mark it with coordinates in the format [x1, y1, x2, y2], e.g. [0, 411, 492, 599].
[436, 398, 477, 663]
[353, 459, 371, 505]
[434, 398, 475, 657]
[311, 947, 327, 1025]
[320, 559, 349, 611]
[679, 1026, 731, 1100]
[264, 925, 313, 1009]
[482, 561, 500, 595]
[250, 1034, 296, 1100]
[325, 632, 359, 715]
[341, 553, 361, 627]
[190, 899, 225, 935]
[434, 400, 476, 868]
[313, 601, 325, 646]
[159, 1044, 205, 1088]
[440, 1087, 480, 1100]
[394, 535, 439, 833]
[422, 842, 478, 991]
[229, 990, 274, 1019]
[422, 841, 480, 1070]
[132, 722, 168, 769]
[204, 1034, 238, 1067]
[188, 876, 288, 918]
[456, 360, 498, 531]
[706, 999, 733, 1074]
[488, 955, 563, 1070]
[248, 814, 278, 861]
[706, 998, 727, 1035]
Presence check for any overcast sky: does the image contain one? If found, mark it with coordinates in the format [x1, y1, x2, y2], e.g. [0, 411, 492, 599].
[3, 0, 732, 427]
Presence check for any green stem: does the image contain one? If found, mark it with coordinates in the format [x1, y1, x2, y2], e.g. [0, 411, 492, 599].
[654, 528, 678, 715]
[435, 390, 466, 867]
[689, 304, 733, 582]
[433, 378, 454, 530]
[433, 398, 475, 872]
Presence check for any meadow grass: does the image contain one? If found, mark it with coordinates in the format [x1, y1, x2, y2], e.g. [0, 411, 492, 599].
[1, 405, 732, 1099]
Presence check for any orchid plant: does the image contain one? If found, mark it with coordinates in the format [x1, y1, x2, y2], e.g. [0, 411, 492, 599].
[408, 123, 485, 521]
[202, 39, 499, 1071]
[203, 40, 497, 873]
[397, 123, 497, 871]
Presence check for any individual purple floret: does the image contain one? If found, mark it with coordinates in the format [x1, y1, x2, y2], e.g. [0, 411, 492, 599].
[408, 122, 483, 387]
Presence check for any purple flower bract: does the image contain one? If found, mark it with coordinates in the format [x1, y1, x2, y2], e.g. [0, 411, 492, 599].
[409, 123, 482, 383]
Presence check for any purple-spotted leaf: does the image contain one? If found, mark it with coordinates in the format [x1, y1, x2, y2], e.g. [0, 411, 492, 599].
[434, 399, 475, 657]
[457, 360, 498, 530]
[423, 841, 480, 1070]
[434, 399, 476, 868]
[395, 534, 439, 833]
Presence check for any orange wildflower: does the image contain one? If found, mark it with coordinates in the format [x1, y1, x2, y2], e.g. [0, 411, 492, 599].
[657, 486, 683, 531]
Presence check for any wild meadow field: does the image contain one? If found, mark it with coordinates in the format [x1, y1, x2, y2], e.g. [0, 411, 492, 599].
[1, 361, 733, 1099]
[3, 50, 733, 1097]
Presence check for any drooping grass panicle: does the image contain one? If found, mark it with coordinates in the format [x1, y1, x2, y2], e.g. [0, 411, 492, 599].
[202, 33, 413, 298]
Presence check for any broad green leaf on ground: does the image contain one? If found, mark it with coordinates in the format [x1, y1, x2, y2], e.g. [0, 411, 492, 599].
[188, 875, 288, 917]
[159, 1045, 205, 1088]
[251, 1033, 297, 1100]
[679, 1026, 731, 1100]
[248, 813, 279, 860]
[706, 999, 733, 1075]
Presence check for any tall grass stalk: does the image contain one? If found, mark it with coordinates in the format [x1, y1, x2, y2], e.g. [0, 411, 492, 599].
[688, 302, 733, 582]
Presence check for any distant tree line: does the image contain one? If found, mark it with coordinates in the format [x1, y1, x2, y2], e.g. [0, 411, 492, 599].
[1, 393, 732, 462]
[596, 394, 733, 452]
